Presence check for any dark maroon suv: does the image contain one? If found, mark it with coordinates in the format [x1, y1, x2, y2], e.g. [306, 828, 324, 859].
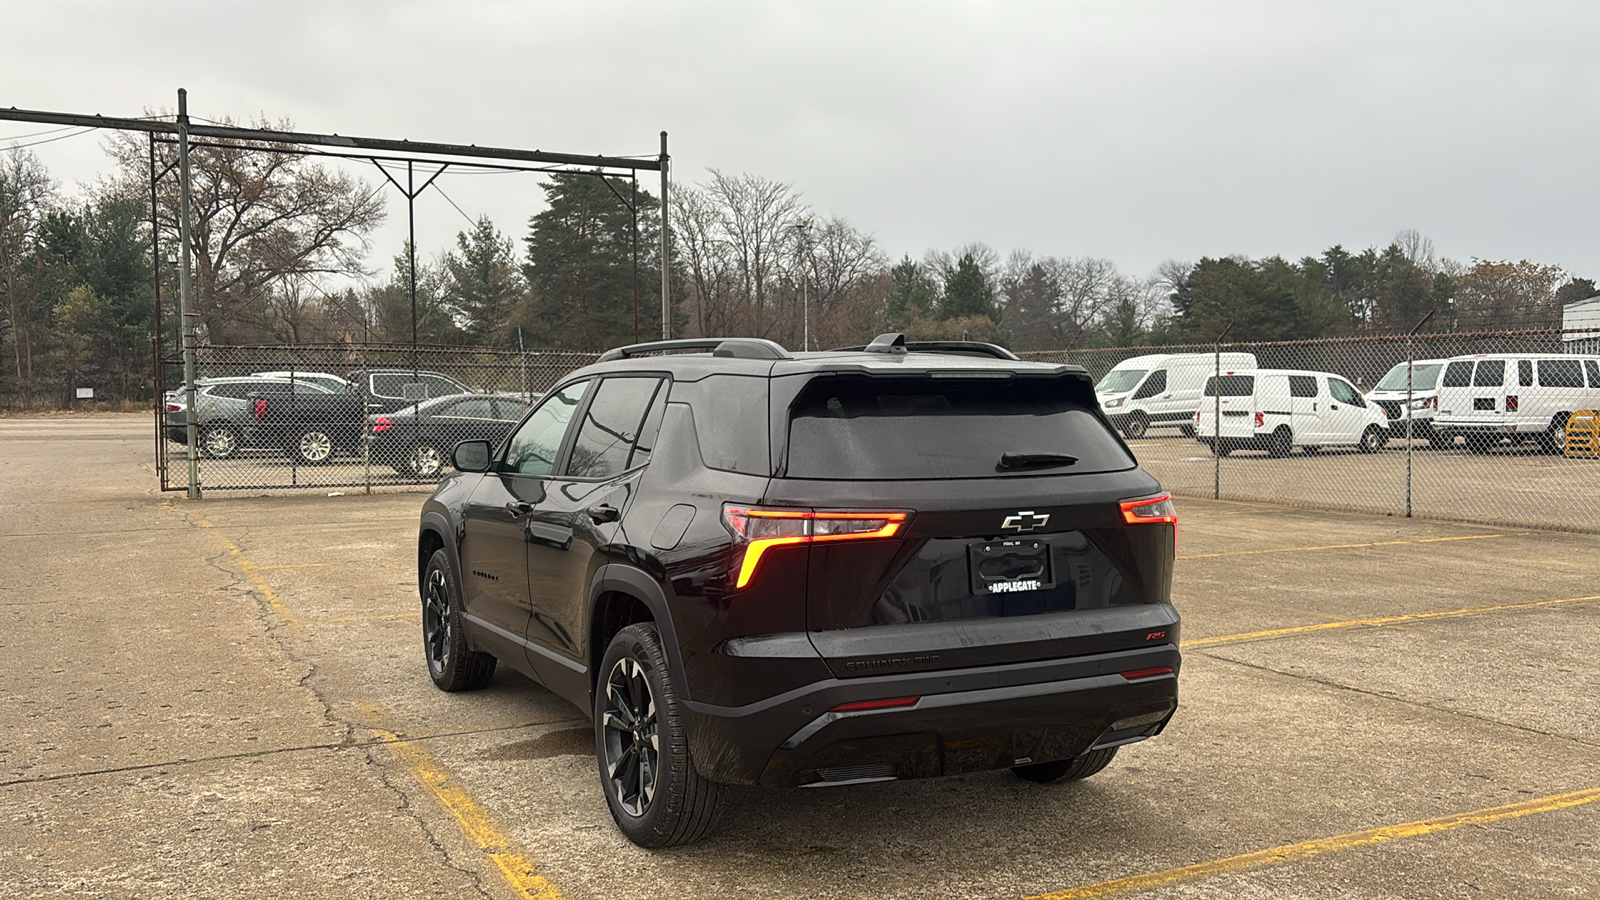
[417, 333, 1180, 847]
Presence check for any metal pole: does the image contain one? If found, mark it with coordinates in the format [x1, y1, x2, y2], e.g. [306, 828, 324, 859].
[1212, 321, 1233, 501]
[408, 160, 418, 379]
[659, 131, 670, 341]
[1404, 309, 1437, 519]
[149, 133, 165, 489]
[631, 174, 640, 342]
[177, 89, 201, 499]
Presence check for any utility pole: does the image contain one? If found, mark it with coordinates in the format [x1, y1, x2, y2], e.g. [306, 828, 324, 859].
[791, 219, 812, 351]
[659, 131, 670, 340]
[177, 88, 201, 499]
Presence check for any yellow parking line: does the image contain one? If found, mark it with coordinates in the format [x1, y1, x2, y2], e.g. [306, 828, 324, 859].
[1177, 531, 1521, 560]
[1029, 785, 1600, 900]
[361, 702, 565, 900]
[254, 563, 329, 571]
[314, 612, 420, 623]
[196, 515, 308, 631]
[1183, 593, 1600, 649]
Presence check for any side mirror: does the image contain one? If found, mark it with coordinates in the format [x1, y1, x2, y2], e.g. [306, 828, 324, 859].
[453, 440, 493, 473]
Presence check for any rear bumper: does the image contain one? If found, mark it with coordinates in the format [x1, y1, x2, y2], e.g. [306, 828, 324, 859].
[683, 643, 1180, 787]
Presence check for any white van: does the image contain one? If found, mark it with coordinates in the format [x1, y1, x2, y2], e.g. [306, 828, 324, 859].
[1364, 359, 1449, 447]
[1096, 352, 1257, 438]
[1194, 368, 1390, 457]
[1433, 353, 1600, 452]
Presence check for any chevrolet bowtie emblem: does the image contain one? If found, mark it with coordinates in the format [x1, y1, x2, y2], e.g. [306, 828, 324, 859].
[1001, 511, 1049, 533]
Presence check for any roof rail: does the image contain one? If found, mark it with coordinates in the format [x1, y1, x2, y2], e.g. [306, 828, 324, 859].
[832, 338, 1019, 360]
[596, 337, 791, 363]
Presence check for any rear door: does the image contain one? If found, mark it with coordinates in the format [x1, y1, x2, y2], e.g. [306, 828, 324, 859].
[1472, 359, 1508, 423]
[1286, 375, 1320, 441]
[764, 373, 1175, 677]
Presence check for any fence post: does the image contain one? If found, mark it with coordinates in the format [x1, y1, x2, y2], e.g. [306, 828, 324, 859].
[1404, 310, 1436, 518]
[176, 88, 201, 499]
[361, 343, 372, 494]
[1213, 322, 1233, 501]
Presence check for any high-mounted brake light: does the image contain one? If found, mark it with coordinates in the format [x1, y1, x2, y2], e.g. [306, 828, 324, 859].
[1120, 493, 1177, 526]
[372, 416, 393, 433]
[723, 506, 908, 589]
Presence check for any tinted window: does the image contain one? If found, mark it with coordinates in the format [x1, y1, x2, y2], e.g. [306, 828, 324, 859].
[787, 376, 1135, 480]
[1587, 360, 1600, 387]
[1442, 361, 1473, 387]
[1203, 375, 1254, 397]
[1519, 360, 1535, 387]
[1288, 375, 1318, 398]
[1473, 360, 1504, 387]
[504, 381, 589, 476]
[673, 375, 770, 474]
[1538, 359, 1584, 388]
[206, 383, 251, 399]
[566, 377, 663, 479]
[371, 373, 406, 398]
[292, 381, 332, 394]
[494, 397, 535, 420]
[423, 374, 468, 398]
[628, 382, 670, 469]
[1328, 378, 1362, 405]
[438, 398, 495, 419]
[1132, 369, 1167, 400]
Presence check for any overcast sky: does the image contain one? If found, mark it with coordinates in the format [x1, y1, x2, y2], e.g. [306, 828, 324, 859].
[5, 0, 1599, 282]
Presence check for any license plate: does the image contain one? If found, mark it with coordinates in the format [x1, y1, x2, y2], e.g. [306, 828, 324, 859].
[969, 539, 1053, 594]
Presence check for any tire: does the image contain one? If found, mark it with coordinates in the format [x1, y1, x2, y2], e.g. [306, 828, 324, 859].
[1301, 445, 1321, 455]
[1122, 413, 1149, 440]
[1209, 439, 1232, 458]
[1267, 427, 1292, 458]
[405, 442, 447, 478]
[1428, 430, 1452, 450]
[1358, 426, 1386, 454]
[290, 429, 336, 465]
[1179, 424, 1195, 438]
[1011, 746, 1120, 784]
[596, 623, 723, 848]
[1537, 414, 1570, 455]
[199, 425, 239, 459]
[1464, 433, 1497, 454]
[421, 548, 496, 691]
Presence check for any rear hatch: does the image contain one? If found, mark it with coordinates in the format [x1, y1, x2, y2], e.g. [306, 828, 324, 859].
[1197, 373, 1256, 437]
[760, 371, 1177, 678]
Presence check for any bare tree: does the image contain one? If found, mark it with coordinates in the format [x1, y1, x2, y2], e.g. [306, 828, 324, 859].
[0, 149, 56, 403]
[705, 170, 804, 338]
[1394, 229, 1438, 274]
[106, 121, 384, 344]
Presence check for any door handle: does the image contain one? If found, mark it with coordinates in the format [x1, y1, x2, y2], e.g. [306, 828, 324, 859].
[505, 501, 535, 519]
[1330, 403, 1340, 410]
[586, 503, 620, 524]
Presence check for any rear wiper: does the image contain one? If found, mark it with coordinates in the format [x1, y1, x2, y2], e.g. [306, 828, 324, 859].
[997, 451, 1079, 471]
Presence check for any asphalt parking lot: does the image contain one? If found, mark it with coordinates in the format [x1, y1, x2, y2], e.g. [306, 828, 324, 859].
[5, 414, 1598, 898]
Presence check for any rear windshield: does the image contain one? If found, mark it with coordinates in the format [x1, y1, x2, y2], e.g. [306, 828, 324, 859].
[1375, 363, 1442, 391]
[1202, 375, 1254, 397]
[1095, 369, 1146, 393]
[786, 376, 1134, 480]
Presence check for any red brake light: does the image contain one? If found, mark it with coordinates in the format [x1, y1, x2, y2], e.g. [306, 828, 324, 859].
[253, 399, 267, 420]
[1254, 411, 1265, 428]
[1431, 396, 1438, 410]
[1121, 667, 1174, 680]
[830, 696, 920, 713]
[372, 416, 393, 433]
[166, 403, 180, 412]
[1506, 395, 1518, 412]
[723, 506, 908, 589]
[1120, 493, 1177, 526]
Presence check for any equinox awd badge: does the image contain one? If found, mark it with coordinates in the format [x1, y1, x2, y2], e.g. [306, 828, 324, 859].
[1001, 510, 1050, 533]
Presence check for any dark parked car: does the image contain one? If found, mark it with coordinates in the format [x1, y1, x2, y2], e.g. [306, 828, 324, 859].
[165, 376, 335, 458]
[346, 369, 477, 413]
[369, 392, 537, 477]
[416, 334, 1180, 847]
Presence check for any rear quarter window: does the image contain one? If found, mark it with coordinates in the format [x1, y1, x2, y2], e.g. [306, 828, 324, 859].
[786, 376, 1134, 480]
[671, 375, 770, 474]
[1442, 361, 1473, 387]
[1203, 375, 1254, 397]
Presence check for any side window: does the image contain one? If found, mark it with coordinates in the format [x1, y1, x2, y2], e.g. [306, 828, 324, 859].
[209, 384, 248, 399]
[628, 381, 671, 469]
[1537, 359, 1583, 388]
[674, 375, 771, 473]
[423, 374, 466, 398]
[443, 398, 495, 419]
[292, 381, 330, 394]
[371, 373, 406, 398]
[1587, 360, 1600, 387]
[1441, 361, 1473, 387]
[1328, 378, 1362, 405]
[1132, 369, 1167, 400]
[503, 381, 590, 477]
[494, 397, 534, 421]
[1473, 360, 1504, 387]
[1519, 360, 1534, 387]
[1288, 376, 1318, 398]
[566, 378, 664, 479]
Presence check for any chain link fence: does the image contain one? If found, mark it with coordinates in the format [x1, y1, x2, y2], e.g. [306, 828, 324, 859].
[1022, 328, 1600, 534]
[157, 344, 598, 493]
[157, 331, 1600, 534]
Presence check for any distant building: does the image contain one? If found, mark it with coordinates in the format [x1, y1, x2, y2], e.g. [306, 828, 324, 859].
[1565, 294, 1600, 353]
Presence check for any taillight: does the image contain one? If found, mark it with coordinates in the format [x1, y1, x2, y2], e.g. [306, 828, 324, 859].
[372, 416, 393, 433]
[253, 399, 267, 420]
[723, 506, 908, 589]
[166, 403, 180, 412]
[1120, 493, 1177, 526]
[1253, 411, 1265, 428]
[1506, 395, 1518, 412]
[830, 696, 920, 713]
[1121, 667, 1174, 680]
[1431, 396, 1438, 410]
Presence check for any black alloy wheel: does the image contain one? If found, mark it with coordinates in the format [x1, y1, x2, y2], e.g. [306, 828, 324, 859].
[595, 623, 722, 847]
[422, 549, 495, 691]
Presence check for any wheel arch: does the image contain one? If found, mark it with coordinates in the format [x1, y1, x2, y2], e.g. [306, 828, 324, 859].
[588, 564, 690, 707]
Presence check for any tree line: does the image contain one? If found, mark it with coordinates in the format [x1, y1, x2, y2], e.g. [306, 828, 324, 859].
[2, 127, 1594, 407]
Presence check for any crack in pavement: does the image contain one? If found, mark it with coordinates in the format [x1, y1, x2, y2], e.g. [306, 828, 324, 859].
[360, 740, 499, 900]
[1195, 651, 1600, 752]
